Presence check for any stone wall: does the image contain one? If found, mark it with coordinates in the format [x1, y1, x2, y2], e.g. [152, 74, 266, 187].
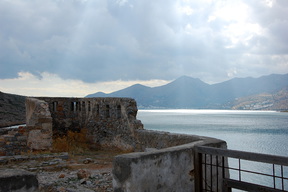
[27, 97, 143, 151]
[112, 131, 227, 192]
[0, 127, 28, 156]
[26, 98, 53, 151]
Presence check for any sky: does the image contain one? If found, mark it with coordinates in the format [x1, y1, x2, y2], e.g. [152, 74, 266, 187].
[1, 0, 288, 97]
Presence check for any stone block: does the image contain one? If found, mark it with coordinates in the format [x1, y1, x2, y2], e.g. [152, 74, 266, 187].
[0, 169, 38, 192]
[38, 118, 52, 124]
[17, 135, 28, 142]
[3, 135, 16, 142]
[0, 148, 6, 156]
[41, 123, 52, 132]
[27, 130, 52, 150]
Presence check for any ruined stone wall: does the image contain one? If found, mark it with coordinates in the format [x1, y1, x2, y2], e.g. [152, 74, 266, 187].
[0, 97, 53, 155]
[26, 98, 53, 151]
[32, 97, 143, 151]
[0, 127, 28, 156]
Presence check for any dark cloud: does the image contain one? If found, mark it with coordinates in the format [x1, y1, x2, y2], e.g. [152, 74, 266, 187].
[0, 0, 288, 84]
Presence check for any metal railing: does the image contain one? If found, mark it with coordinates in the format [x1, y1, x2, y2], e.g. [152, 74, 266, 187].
[194, 145, 288, 192]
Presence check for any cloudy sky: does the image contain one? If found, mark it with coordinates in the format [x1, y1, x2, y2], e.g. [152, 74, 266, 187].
[1, 0, 288, 97]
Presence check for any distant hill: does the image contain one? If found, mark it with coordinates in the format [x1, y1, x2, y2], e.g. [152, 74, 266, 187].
[230, 87, 288, 110]
[87, 74, 288, 110]
[0, 91, 26, 127]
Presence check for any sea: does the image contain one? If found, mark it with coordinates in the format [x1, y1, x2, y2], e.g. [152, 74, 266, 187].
[137, 109, 288, 190]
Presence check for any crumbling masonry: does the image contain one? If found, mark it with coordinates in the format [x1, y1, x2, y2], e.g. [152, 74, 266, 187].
[26, 97, 144, 152]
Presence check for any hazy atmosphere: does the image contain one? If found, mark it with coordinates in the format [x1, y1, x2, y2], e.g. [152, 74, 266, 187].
[1, 0, 288, 96]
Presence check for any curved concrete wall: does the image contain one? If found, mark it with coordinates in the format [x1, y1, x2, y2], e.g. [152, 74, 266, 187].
[113, 131, 227, 192]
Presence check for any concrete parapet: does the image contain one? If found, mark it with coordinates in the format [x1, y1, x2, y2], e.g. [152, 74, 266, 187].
[0, 169, 38, 192]
[112, 131, 227, 192]
[134, 129, 205, 151]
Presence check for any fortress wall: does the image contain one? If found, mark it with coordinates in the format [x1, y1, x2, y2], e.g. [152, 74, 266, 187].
[27, 97, 143, 151]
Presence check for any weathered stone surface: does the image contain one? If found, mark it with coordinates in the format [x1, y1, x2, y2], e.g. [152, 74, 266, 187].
[0, 169, 38, 192]
[30, 97, 143, 151]
[26, 98, 53, 151]
[0, 129, 28, 156]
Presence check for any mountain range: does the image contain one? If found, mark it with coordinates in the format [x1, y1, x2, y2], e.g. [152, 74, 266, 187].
[0, 73, 287, 127]
[86, 73, 288, 110]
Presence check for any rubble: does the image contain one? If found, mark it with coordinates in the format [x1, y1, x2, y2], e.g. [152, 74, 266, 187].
[0, 151, 120, 192]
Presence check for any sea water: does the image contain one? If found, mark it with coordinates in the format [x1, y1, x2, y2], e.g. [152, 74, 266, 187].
[138, 109, 288, 190]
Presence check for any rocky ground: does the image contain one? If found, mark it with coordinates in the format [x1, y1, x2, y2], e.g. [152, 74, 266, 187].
[0, 150, 125, 192]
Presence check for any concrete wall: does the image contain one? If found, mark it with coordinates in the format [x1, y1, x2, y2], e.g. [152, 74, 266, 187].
[112, 131, 227, 192]
[134, 129, 206, 151]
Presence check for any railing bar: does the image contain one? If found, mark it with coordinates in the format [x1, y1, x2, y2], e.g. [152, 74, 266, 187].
[223, 178, 285, 192]
[239, 159, 241, 181]
[222, 156, 225, 179]
[281, 165, 284, 190]
[273, 164, 276, 189]
[210, 154, 212, 192]
[203, 163, 288, 180]
[207, 160, 288, 180]
[236, 168, 288, 179]
[205, 154, 207, 191]
[196, 146, 288, 166]
[216, 155, 219, 192]
[195, 150, 203, 192]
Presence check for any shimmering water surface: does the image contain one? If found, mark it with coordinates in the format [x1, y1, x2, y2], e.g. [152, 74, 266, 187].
[138, 109, 288, 155]
[138, 109, 288, 190]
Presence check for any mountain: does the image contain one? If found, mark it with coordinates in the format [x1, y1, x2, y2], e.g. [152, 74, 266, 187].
[86, 74, 288, 110]
[0, 91, 26, 127]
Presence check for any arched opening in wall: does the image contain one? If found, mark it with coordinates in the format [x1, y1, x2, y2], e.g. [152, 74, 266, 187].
[96, 104, 100, 116]
[76, 102, 80, 111]
[71, 102, 77, 112]
[82, 101, 85, 111]
[52, 101, 58, 112]
[88, 101, 91, 111]
[117, 105, 122, 118]
[106, 105, 110, 118]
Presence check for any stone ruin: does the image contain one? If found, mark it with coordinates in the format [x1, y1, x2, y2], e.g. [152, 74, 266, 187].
[0, 97, 227, 192]
[0, 97, 143, 156]
[25, 97, 144, 152]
